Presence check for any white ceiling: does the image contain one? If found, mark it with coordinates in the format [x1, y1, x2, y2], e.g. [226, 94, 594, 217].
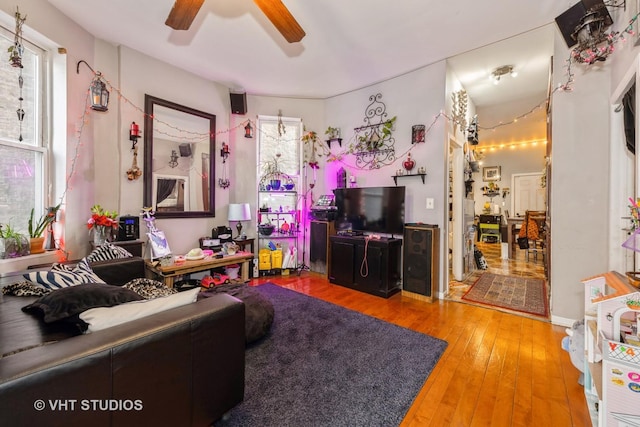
[45, 0, 577, 145]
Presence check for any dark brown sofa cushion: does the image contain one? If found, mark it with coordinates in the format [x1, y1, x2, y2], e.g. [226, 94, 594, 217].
[22, 283, 143, 324]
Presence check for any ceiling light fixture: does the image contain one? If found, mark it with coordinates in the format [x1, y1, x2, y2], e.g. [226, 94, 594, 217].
[490, 65, 517, 84]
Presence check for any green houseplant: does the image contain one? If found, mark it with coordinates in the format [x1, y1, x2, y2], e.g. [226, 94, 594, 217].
[325, 126, 340, 140]
[28, 204, 60, 254]
[0, 223, 29, 258]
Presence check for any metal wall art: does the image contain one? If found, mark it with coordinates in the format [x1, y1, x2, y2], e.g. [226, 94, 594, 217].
[451, 89, 468, 134]
[353, 93, 396, 169]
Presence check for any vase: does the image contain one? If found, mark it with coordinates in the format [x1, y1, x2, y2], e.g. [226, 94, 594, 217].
[92, 226, 109, 246]
[29, 237, 45, 254]
[403, 153, 415, 172]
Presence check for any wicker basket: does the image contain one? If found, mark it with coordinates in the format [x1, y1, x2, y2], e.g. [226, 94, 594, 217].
[625, 271, 640, 289]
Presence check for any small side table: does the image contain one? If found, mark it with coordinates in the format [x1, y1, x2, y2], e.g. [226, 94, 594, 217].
[233, 238, 255, 254]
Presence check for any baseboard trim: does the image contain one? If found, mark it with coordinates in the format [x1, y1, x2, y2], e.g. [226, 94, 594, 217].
[551, 314, 577, 327]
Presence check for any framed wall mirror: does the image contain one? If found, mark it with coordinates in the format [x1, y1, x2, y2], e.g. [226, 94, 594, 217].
[143, 95, 216, 218]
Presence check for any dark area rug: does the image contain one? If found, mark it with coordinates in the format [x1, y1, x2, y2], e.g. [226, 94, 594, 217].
[215, 283, 448, 427]
[462, 272, 548, 317]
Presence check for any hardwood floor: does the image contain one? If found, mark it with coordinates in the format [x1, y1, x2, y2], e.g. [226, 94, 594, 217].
[249, 268, 590, 426]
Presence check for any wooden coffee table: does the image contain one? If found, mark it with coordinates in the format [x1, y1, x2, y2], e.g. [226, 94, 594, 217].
[145, 251, 254, 288]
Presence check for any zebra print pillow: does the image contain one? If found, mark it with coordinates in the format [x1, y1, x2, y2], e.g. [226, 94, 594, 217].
[23, 258, 105, 290]
[85, 243, 133, 263]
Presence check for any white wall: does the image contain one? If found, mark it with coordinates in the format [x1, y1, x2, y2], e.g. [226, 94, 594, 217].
[324, 61, 448, 291]
[550, 27, 612, 324]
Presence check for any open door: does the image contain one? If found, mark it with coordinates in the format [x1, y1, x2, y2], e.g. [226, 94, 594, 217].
[449, 137, 474, 282]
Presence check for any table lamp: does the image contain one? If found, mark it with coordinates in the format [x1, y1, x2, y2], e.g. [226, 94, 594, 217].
[228, 203, 251, 239]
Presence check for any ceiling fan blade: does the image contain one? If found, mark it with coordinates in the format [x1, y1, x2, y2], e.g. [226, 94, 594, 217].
[253, 0, 306, 43]
[165, 0, 205, 30]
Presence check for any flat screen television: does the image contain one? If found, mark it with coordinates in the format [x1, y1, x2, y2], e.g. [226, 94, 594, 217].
[333, 186, 405, 235]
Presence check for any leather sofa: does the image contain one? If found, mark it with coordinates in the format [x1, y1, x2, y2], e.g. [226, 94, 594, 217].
[0, 257, 245, 426]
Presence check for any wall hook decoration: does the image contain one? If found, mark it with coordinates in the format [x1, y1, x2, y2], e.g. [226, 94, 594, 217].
[220, 142, 230, 162]
[244, 121, 253, 138]
[168, 150, 178, 168]
[129, 121, 140, 149]
[218, 142, 231, 189]
[76, 60, 110, 112]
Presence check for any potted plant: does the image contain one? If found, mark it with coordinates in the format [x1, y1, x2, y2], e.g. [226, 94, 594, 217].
[625, 295, 640, 311]
[0, 223, 29, 258]
[260, 155, 285, 190]
[325, 126, 341, 141]
[28, 204, 60, 254]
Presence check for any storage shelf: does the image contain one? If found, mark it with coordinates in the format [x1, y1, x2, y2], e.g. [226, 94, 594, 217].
[392, 173, 426, 185]
[260, 211, 296, 216]
[258, 232, 299, 239]
[258, 190, 297, 194]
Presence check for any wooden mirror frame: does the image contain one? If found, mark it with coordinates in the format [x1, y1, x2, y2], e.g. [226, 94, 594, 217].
[143, 94, 216, 218]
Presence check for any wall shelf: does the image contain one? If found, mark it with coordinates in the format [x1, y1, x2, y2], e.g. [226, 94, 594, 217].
[392, 173, 426, 185]
[325, 138, 342, 147]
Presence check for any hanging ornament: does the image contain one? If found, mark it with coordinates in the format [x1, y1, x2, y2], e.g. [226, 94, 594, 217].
[10, 8, 27, 143]
[8, 7, 26, 68]
[126, 145, 142, 181]
[277, 110, 285, 137]
[244, 121, 253, 138]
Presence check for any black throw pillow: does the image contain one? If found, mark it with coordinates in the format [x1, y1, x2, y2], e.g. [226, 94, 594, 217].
[22, 283, 144, 324]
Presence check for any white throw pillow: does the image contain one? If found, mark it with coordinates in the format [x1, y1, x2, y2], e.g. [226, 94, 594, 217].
[79, 288, 200, 333]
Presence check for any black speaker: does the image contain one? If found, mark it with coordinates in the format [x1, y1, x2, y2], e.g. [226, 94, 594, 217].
[230, 92, 247, 115]
[403, 223, 440, 301]
[178, 143, 192, 157]
[310, 220, 336, 276]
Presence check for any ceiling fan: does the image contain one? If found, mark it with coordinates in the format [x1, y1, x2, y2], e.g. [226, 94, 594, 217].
[165, 0, 306, 43]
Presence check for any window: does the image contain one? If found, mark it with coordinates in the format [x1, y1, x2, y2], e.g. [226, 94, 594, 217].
[256, 115, 302, 216]
[257, 115, 302, 180]
[0, 24, 47, 231]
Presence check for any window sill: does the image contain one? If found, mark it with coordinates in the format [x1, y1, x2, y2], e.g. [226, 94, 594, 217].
[0, 252, 59, 277]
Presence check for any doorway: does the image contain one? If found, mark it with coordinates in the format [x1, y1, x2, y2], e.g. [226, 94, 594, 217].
[448, 137, 475, 287]
[512, 173, 545, 216]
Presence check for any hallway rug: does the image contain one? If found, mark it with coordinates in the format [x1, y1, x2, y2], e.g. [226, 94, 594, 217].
[462, 273, 548, 317]
[214, 283, 448, 427]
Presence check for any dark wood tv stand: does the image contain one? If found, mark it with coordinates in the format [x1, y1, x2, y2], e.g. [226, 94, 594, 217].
[328, 235, 402, 298]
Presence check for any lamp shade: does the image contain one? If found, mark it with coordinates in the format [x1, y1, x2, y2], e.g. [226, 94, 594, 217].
[228, 203, 251, 221]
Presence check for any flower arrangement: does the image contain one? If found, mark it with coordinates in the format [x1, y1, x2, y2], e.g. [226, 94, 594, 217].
[87, 204, 118, 230]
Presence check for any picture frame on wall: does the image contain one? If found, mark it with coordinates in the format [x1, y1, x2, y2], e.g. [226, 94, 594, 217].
[483, 166, 501, 181]
[411, 125, 425, 144]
